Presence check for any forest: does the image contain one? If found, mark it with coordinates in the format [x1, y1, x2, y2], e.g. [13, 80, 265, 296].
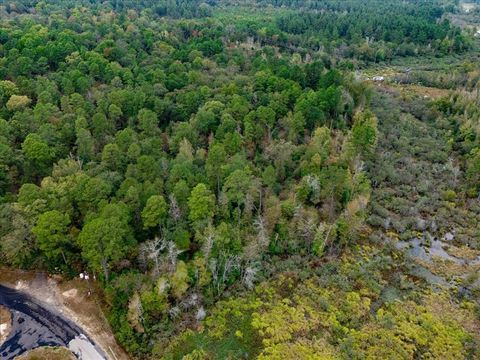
[0, 0, 479, 359]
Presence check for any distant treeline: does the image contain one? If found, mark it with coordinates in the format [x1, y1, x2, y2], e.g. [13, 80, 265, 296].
[2, 0, 216, 18]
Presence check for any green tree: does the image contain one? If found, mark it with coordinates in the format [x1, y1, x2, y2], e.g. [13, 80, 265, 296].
[76, 127, 95, 162]
[6, 95, 31, 111]
[170, 260, 190, 299]
[78, 203, 135, 280]
[188, 183, 216, 226]
[206, 143, 227, 193]
[466, 148, 480, 193]
[22, 134, 54, 163]
[349, 110, 378, 159]
[223, 168, 254, 211]
[21, 133, 54, 176]
[91, 112, 114, 141]
[101, 143, 123, 170]
[142, 195, 167, 229]
[138, 108, 159, 136]
[32, 210, 71, 264]
[256, 106, 276, 141]
[0, 80, 18, 106]
[284, 111, 305, 144]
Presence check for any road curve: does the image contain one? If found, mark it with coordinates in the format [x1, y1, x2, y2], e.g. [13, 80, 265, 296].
[0, 284, 106, 360]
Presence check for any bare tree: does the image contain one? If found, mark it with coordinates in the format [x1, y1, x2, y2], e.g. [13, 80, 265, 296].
[305, 175, 320, 196]
[445, 157, 461, 188]
[127, 292, 145, 333]
[139, 236, 164, 276]
[139, 236, 182, 276]
[301, 216, 317, 246]
[209, 253, 241, 295]
[202, 231, 214, 262]
[196, 307, 206, 321]
[169, 306, 181, 319]
[241, 264, 258, 289]
[243, 192, 254, 220]
[254, 215, 269, 249]
[169, 194, 181, 223]
[166, 240, 182, 272]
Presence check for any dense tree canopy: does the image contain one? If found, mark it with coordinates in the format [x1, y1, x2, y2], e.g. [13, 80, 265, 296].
[0, 0, 479, 359]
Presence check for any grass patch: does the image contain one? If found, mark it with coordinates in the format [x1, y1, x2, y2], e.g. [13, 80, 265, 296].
[15, 347, 76, 360]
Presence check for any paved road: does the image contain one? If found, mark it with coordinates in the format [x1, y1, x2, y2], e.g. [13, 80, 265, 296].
[0, 284, 105, 360]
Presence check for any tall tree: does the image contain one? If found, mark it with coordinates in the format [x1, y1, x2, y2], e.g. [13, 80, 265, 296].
[79, 203, 135, 280]
[32, 210, 71, 264]
[188, 183, 216, 227]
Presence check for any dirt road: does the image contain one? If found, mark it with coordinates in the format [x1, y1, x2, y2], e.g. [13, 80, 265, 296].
[0, 284, 106, 360]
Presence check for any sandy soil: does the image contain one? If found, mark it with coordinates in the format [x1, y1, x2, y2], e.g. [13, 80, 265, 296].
[0, 268, 130, 360]
[58, 280, 130, 360]
[0, 305, 12, 345]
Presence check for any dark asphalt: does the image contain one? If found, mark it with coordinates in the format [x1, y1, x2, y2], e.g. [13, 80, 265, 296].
[0, 284, 105, 360]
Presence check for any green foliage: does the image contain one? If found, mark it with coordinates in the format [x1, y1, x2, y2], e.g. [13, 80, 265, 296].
[32, 210, 71, 264]
[78, 203, 135, 280]
[170, 260, 190, 299]
[22, 134, 54, 164]
[0, 1, 476, 358]
[343, 299, 473, 359]
[6, 95, 31, 111]
[162, 255, 479, 360]
[466, 148, 480, 192]
[348, 109, 379, 159]
[142, 195, 167, 229]
[188, 183, 216, 225]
